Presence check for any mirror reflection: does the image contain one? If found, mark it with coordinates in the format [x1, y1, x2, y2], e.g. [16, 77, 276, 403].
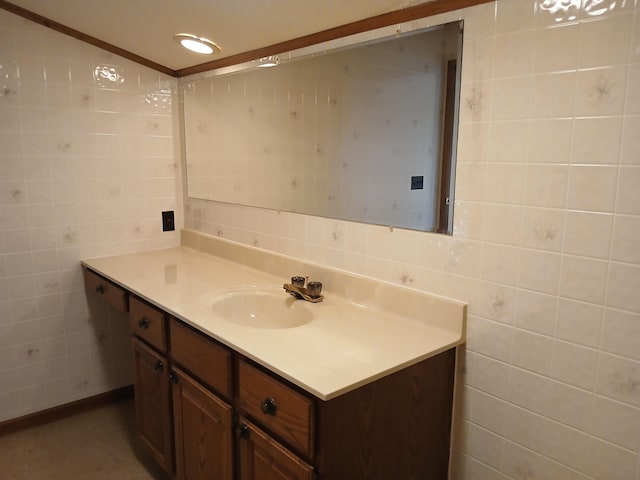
[182, 21, 462, 233]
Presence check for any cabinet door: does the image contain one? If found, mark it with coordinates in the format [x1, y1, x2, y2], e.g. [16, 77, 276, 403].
[131, 338, 174, 475]
[172, 367, 233, 480]
[238, 418, 314, 480]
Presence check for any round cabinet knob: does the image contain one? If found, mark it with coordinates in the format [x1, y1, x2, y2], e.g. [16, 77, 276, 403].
[154, 361, 164, 372]
[168, 371, 179, 384]
[138, 317, 150, 329]
[238, 423, 250, 439]
[95, 284, 105, 294]
[261, 397, 277, 416]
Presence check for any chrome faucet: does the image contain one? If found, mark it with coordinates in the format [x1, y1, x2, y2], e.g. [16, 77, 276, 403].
[283, 276, 323, 302]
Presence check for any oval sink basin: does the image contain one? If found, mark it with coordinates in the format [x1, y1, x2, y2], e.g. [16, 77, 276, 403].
[212, 290, 313, 329]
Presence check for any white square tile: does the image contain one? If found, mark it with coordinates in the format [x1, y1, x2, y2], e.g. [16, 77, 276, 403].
[521, 206, 564, 252]
[611, 214, 640, 264]
[515, 288, 557, 335]
[481, 243, 520, 285]
[526, 118, 572, 164]
[488, 120, 528, 163]
[491, 76, 532, 120]
[607, 262, 640, 313]
[563, 211, 613, 258]
[508, 364, 550, 412]
[484, 163, 525, 204]
[495, 0, 536, 33]
[625, 63, 640, 114]
[523, 164, 569, 208]
[572, 117, 622, 165]
[476, 281, 516, 324]
[460, 81, 493, 123]
[616, 166, 640, 214]
[585, 437, 637, 480]
[595, 352, 640, 406]
[482, 204, 522, 245]
[601, 308, 640, 361]
[559, 255, 609, 303]
[550, 339, 598, 389]
[537, 416, 589, 471]
[470, 389, 507, 434]
[567, 165, 618, 213]
[590, 395, 640, 450]
[493, 30, 535, 78]
[460, 36, 495, 84]
[575, 66, 627, 117]
[454, 163, 487, 202]
[518, 249, 561, 294]
[467, 352, 510, 399]
[466, 422, 503, 469]
[531, 71, 577, 118]
[578, 15, 633, 68]
[620, 115, 640, 165]
[543, 379, 593, 430]
[533, 23, 580, 73]
[511, 329, 553, 375]
[467, 315, 513, 362]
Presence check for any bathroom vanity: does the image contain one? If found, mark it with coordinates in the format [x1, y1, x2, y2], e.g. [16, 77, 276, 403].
[82, 229, 466, 480]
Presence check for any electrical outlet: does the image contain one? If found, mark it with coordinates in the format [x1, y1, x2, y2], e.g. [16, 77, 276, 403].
[411, 176, 424, 190]
[162, 210, 175, 231]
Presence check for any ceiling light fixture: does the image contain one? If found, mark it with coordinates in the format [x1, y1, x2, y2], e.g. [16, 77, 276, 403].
[257, 55, 280, 67]
[173, 33, 221, 55]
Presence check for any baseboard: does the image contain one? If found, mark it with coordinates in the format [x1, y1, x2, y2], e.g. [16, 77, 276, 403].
[0, 385, 134, 437]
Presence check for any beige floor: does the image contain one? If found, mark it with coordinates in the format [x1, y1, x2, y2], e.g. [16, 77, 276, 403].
[0, 398, 170, 480]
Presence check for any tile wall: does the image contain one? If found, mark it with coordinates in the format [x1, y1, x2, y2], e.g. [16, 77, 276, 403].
[0, 10, 181, 421]
[184, 0, 640, 479]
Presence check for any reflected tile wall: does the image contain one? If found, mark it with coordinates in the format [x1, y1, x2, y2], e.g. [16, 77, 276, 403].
[185, 0, 640, 478]
[0, 10, 181, 420]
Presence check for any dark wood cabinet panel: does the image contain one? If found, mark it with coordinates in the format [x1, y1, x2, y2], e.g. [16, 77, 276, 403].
[237, 360, 314, 459]
[83, 268, 128, 312]
[172, 366, 233, 480]
[131, 337, 174, 475]
[130, 296, 167, 352]
[170, 318, 232, 399]
[238, 418, 314, 480]
[315, 348, 456, 480]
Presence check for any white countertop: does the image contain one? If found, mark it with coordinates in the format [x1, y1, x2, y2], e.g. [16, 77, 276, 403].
[83, 230, 466, 400]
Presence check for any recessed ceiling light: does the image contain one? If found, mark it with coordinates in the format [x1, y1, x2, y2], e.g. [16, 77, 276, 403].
[257, 55, 280, 67]
[174, 33, 221, 55]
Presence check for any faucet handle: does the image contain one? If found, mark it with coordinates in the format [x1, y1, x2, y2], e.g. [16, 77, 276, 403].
[307, 281, 322, 298]
[291, 276, 305, 287]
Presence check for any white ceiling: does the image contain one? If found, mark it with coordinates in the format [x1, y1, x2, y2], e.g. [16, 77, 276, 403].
[6, 0, 424, 72]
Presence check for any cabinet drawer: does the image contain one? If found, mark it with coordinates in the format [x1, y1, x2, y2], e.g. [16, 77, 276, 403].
[238, 360, 314, 458]
[170, 319, 232, 399]
[130, 296, 167, 352]
[83, 268, 128, 312]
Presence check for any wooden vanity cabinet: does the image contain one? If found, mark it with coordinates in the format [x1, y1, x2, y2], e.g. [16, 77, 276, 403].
[171, 366, 234, 480]
[82, 267, 457, 480]
[131, 337, 174, 475]
[169, 319, 235, 480]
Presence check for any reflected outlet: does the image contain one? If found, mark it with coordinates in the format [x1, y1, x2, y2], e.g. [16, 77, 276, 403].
[162, 211, 175, 231]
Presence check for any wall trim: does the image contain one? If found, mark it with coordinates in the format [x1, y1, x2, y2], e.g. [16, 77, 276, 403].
[0, 0, 493, 78]
[175, 0, 493, 77]
[0, 385, 134, 437]
[0, 0, 176, 76]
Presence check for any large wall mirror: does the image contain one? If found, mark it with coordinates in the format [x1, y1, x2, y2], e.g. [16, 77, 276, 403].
[181, 20, 462, 234]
